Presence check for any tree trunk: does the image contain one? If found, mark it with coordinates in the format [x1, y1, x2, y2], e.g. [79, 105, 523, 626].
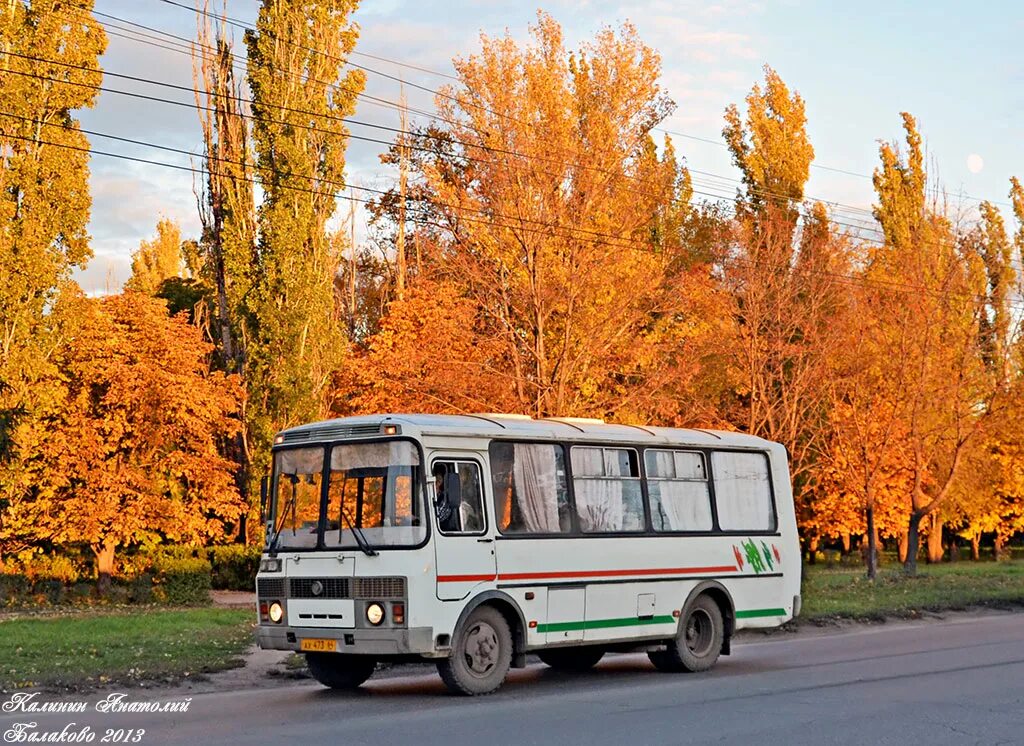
[865, 505, 878, 580]
[926, 513, 944, 564]
[904, 511, 922, 575]
[994, 533, 1010, 562]
[840, 532, 851, 555]
[94, 541, 116, 596]
[971, 535, 980, 561]
[948, 535, 958, 562]
[897, 530, 909, 564]
[807, 535, 819, 565]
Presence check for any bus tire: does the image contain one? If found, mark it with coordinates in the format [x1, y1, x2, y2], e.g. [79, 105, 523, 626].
[648, 594, 723, 673]
[437, 605, 513, 695]
[305, 653, 376, 689]
[537, 647, 605, 671]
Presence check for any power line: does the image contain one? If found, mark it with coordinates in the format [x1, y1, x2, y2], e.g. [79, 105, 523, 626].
[4, 45, 996, 260]
[3, 45, 888, 240]
[130, 3, 894, 223]
[160, 0, 1016, 211]
[3, 114, 1018, 312]
[9, 22, 890, 237]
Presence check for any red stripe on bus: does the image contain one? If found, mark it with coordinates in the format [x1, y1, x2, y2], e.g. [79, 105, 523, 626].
[436, 566, 737, 582]
[436, 574, 498, 583]
[497, 566, 738, 580]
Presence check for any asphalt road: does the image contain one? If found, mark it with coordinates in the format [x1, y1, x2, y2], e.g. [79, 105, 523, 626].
[4, 613, 1023, 746]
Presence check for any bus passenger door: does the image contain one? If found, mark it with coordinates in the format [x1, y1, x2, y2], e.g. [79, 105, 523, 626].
[431, 458, 497, 601]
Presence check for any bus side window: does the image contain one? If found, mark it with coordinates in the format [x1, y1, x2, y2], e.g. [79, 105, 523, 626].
[488, 442, 571, 534]
[711, 451, 775, 531]
[434, 461, 486, 535]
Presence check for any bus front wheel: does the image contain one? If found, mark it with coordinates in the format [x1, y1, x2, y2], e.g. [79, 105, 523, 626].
[305, 652, 376, 689]
[648, 594, 724, 673]
[437, 605, 513, 695]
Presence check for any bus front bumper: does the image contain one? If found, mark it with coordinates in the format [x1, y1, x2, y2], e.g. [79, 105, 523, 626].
[257, 624, 436, 656]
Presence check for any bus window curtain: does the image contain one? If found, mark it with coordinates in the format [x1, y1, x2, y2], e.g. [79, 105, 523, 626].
[512, 443, 561, 532]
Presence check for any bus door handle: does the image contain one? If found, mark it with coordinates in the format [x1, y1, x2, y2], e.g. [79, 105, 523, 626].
[477, 538, 493, 544]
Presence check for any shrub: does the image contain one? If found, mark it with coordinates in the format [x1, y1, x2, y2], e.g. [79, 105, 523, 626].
[209, 545, 261, 591]
[152, 557, 212, 606]
[128, 572, 155, 604]
[0, 575, 31, 607]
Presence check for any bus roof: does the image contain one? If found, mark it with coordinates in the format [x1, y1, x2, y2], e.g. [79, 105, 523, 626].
[277, 413, 778, 450]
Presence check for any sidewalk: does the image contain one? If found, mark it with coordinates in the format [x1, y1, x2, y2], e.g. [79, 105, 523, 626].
[211, 590, 256, 608]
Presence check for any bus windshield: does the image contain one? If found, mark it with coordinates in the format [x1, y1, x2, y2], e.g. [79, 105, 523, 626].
[325, 441, 425, 549]
[269, 440, 425, 551]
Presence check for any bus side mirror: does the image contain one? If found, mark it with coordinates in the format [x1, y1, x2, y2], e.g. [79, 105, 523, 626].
[259, 476, 269, 523]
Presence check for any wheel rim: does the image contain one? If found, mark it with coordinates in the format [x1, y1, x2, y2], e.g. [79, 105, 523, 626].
[684, 608, 714, 658]
[462, 620, 500, 677]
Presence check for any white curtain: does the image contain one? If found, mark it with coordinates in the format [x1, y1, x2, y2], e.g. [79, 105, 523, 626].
[513, 444, 561, 532]
[652, 481, 713, 531]
[572, 447, 625, 531]
[646, 450, 675, 478]
[575, 479, 624, 532]
[712, 451, 773, 530]
[571, 447, 605, 476]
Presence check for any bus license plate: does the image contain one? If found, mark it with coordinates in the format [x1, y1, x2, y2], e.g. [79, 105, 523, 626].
[300, 638, 337, 652]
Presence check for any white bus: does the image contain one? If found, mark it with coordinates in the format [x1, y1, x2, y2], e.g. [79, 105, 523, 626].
[255, 414, 801, 695]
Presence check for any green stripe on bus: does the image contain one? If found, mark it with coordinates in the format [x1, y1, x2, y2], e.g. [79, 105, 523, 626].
[735, 607, 787, 619]
[536, 615, 676, 634]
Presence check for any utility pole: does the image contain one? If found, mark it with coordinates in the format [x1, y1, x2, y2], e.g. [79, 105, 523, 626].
[396, 82, 408, 301]
[348, 186, 357, 337]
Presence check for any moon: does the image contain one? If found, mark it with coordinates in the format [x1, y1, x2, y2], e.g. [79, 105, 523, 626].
[967, 154, 984, 174]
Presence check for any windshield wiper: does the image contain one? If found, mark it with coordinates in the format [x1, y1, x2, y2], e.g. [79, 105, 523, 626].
[268, 478, 298, 556]
[340, 507, 377, 557]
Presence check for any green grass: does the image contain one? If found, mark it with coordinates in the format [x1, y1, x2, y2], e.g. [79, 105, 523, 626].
[0, 608, 254, 692]
[800, 559, 1024, 621]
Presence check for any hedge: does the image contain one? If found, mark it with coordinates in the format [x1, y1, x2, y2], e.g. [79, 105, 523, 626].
[151, 556, 212, 606]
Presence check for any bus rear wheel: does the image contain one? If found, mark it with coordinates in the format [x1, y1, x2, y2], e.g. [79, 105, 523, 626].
[437, 605, 513, 696]
[537, 647, 605, 671]
[648, 594, 724, 673]
[305, 652, 377, 689]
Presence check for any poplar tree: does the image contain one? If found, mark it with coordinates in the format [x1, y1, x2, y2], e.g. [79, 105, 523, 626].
[871, 113, 988, 574]
[244, 0, 364, 486]
[721, 68, 846, 556]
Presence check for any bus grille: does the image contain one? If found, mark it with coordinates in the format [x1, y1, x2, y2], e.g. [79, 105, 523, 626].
[259, 576, 406, 600]
[354, 577, 406, 599]
[257, 577, 286, 598]
[290, 577, 351, 599]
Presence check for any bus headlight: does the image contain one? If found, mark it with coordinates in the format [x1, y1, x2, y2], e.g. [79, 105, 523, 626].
[366, 602, 385, 626]
[259, 558, 282, 573]
[269, 601, 284, 624]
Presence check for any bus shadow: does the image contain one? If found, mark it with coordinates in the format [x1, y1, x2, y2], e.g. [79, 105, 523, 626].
[305, 653, 783, 701]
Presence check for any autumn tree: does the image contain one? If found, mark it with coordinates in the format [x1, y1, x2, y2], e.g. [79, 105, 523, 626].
[125, 217, 186, 294]
[820, 274, 914, 575]
[721, 67, 851, 549]
[354, 12, 725, 424]
[193, 3, 255, 373]
[191, 4, 258, 539]
[242, 0, 364, 502]
[10, 292, 243, 590]
[871, 113, 990, 574]
[0, 0, 105, 556]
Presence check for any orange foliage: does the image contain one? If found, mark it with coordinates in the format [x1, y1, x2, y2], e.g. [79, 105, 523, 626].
[7, 292, 244, 578]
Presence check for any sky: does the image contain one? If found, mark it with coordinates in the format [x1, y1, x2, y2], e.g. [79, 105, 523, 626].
[74, 0, 1024, 293]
